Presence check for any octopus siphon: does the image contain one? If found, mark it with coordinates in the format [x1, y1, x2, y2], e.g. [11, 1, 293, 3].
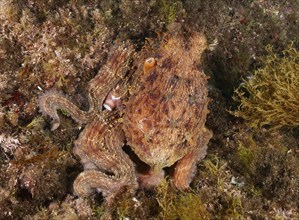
[39, 26, 212, 205]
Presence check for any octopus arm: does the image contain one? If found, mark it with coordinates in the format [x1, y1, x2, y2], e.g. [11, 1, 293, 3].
[38, 90, 96, 130]
[173, 128, 212, 189]
[73, 120, 138, 200]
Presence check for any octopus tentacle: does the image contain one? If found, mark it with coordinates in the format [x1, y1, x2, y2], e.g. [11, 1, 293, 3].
[87, 41, 135, 107]
[38, 41, 135, 130]
[173, 128, 212, 189]
[38, 90, 96, 130]
[73, 120, 137, 199]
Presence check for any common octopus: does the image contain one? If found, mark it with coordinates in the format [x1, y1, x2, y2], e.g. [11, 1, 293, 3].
[39, 27, 212, 205]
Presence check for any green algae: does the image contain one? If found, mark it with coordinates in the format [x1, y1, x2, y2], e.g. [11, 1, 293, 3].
[229, 129, 299, 214]
[156, 179, 210, 220]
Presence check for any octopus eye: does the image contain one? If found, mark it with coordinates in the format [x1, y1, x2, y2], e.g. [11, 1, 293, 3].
[103, 99, 115, 111]
[103, 92, 121, 111]
[144, 57, 157, 74]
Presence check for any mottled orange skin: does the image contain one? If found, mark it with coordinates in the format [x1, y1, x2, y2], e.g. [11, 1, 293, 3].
[38, 29, 212, 205]
[124, 31, 212, 188]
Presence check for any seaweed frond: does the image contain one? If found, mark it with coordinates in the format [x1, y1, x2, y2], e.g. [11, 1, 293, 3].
[231, 44, 299, 129]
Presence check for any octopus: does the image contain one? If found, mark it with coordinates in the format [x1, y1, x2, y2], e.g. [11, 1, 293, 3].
[39, 27, 212, 205]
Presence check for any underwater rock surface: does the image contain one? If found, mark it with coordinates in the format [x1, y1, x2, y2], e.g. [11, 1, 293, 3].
[0, 0, 298, 219]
